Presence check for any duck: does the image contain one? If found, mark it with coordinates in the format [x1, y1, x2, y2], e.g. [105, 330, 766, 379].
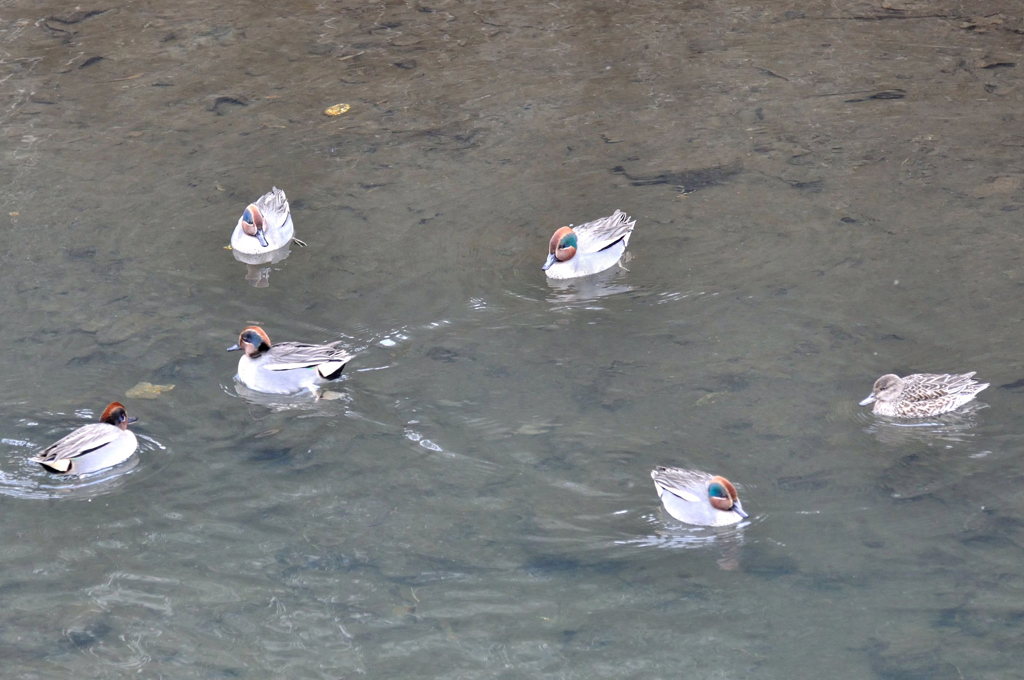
[227, 326, 353, 397]
[542, 209, 636, 279]
[859, 371, 989, 418]
[650, 466, 748, 527]
[230, 187, 294, 255]
[30, 402, 138, 475]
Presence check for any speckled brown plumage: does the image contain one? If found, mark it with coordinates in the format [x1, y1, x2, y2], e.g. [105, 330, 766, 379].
[859, 372, 989, 418]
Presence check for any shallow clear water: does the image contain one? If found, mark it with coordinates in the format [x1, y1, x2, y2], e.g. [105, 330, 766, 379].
[3, 1, 1024, 677]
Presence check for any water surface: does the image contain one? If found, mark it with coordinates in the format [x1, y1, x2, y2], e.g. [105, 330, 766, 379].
[3, 1, 1024, 677]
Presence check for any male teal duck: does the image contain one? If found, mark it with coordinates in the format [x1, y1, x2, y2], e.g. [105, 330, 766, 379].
[542, 210, 636, 279]
[31, 402, 138, 475]
[651, 466, 748, 527]
[228, 326, 353, 398]
[230, 187, 294, 254]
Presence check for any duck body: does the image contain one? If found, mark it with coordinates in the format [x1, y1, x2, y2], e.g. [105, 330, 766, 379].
[30, 402, 138, 475]
[542, 210, 636, 279]
[650, 466, 748, 527]
[859, 372, 989, 418]
[230, 187, 294, 255]
[228, 326, 353, 397]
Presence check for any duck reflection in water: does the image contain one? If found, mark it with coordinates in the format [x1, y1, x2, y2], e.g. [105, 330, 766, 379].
[544, 264, 635, 304]
[232, 244, 292, 288]
[861, 401, 987, 447]
[620, 517, 747, 571]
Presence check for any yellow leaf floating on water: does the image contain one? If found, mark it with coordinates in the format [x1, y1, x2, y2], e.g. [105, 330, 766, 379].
[323, 103, 351, 117]
[126, 382, 175, 399]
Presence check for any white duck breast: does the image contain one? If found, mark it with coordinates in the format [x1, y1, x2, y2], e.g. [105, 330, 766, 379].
[543, 210, 636, 280]
[230, 187, 295, 255]
[31, 423, 138, 475]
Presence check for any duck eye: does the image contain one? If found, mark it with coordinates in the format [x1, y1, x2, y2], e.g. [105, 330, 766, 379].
[242, 209, 254, 225]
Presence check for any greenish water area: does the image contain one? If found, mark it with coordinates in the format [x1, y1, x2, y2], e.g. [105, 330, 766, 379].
[3, 2, 1024, 677]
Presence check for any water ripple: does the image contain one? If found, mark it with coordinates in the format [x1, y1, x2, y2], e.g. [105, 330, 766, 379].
[856, 403, 987, 446]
